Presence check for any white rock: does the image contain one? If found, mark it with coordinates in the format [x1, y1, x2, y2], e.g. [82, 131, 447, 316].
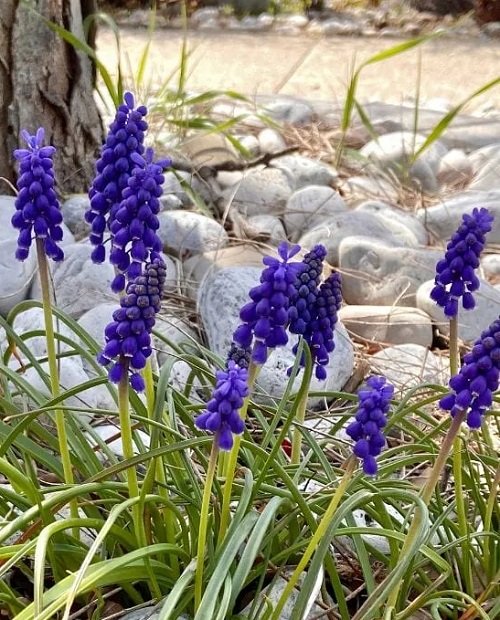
[482, 253, 500, 278]
[238, 134, 260, 156]
[61, 194, 91, 239]
[339, 305, 433, 347]
[198, 266, 354, 408]
[0, 197, 37, 315]
[339, 237, 441, 306]
[77, 302, 116, 348]
[284, 186, 347, 242]
[222, 168, 292, 218]
[258, 127, 287, 154]
[437, 149, 473, 187]
[86, 423, 151, 459]
[246, 214, 287, 241]
[360, 131, 448, 192]
[415, 191, 500, 244]
[30, 243, 115, 319]
[153, 315, 200, 366]
[341, 174, 400, 204]
[416, 279, 500, 342]
[273, 154, 338, 190]
[157, 211, 228, 257]
[120, 607, 189, 620]
[261, 96, 314, 125]
[469, 148, 500, 191]
[300, 211, 418, 266]
[355, 200, 428, 245]
[369, 344, 449, 392]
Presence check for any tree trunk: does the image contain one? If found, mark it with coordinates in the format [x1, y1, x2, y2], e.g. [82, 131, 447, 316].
[0, 0, 103, 194]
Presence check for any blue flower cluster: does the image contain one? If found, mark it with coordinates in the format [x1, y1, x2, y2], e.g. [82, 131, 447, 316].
[195, 361, 249, 450]
[440, 316, 500, 428]
[98, 257, 166, 391]
[108, 149, 168, 292]
[346, 375, 394, 475]
[85, 92, 148, 265]
[233, 242, 304, 365]
[12, 128, 64, 262]
[226, 342, 251, 371]
[289, 244, 327, 335]
[430, 207, 494, 318]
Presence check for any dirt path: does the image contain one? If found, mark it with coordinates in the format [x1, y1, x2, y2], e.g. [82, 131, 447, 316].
[96, 28, 500, 110]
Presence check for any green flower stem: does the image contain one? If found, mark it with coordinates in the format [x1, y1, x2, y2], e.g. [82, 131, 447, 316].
[270, 456, 357, 620]
[483, 464, 500, 576]
[449, 316, 473, 594]
[36, 240, 76, 522]
[291, 344, 313, 465]
[218, 362, 259, 544]
[194, 440, 219, 612]
[387, 409, 466, 609]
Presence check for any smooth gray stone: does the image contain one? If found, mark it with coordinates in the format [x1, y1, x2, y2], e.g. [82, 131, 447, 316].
[339, 305, 433, 347]
[257, 94, 314, 125]
[157, 210, 228, 256]
[300, 211, 418, 266]
[482, 253, 500, 278]
[9, 307, 77, 358]
[469, 149, 500, 191]
[153, 315, 200, 366]
[339, 237, 441, 306]
[284, 185, 346, 242]
[272, 154, 338, 190]
[341, 175, 400, 204]
[222, 168, 293, 218]
[246, 214, 287, 241]
[415, 191, 500, 244]
[61, 194, 91, 239]
[258, 127, 287, 154]
[198, 266, 354, 407]
[369, 344, 449, 393]
[437, 148, 473, 187]
[78, 302, 116, 348]
[360, 131, 447, 192]
[355, 200, 428, 245]
[416, 279, 500, 342]
[30, 242, 115, 319]
[86, 424, 151, 460]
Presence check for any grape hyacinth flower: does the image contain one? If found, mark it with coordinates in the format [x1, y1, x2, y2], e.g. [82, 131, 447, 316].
[98, 257, 166, 391]
[346, 375, 394, 475]
[289, 244, 327, 335]
[85, 92, 148, 265]
[430, 208, 494, 318]
[440, 316, 500, 428]
[233, 242, 304, 365]
[195, 361, 249, 450]
[108, 148, 169, 292]
[12, 128, 64, 262]
[226, 342, 251, 370]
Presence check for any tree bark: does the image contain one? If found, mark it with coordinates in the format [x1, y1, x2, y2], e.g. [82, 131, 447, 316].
[0, 0, 103, 194]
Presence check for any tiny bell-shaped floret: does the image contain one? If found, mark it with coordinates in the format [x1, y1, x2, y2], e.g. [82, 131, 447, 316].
[346, 375, 394, 475]
[430, 208, 494, 318]
[440, 316, 500, 428]
[12, 128, 64, 262]
[195, 360, 249, 450]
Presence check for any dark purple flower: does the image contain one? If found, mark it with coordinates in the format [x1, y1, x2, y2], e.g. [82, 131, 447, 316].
[430, 208, 494, 318]
[195, 360, 249, 450]
[98, 257, 166, 391]
[12, 128, 64, 262]
[440, 316, 500, 428]
[85, 92, 148, 265]
[233, 242, 304, 365]
[108, 148, 169, 292]
[226, 342, 251, 371]
[346, 375, 394, 475]
[289, 249, 342, 381]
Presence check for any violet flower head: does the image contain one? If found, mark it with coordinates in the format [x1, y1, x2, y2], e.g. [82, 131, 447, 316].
[440, 316, 500, 429]
[226, 342, 251, 371]
[108, 148, 169, 292]
[12, 128, 64, 262]
[98, 257, 166, 391]
[289, 244, 327, 335]
[233, 242, 304, 365]
[430, 208, 494, 318]
[85, 92, 148, 265]
[346, 375, 394, 476]
[195, 360, 249, 450]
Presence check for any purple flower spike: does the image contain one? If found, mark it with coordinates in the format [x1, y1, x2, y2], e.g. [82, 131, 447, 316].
[430, 208, 494, 318]
[346, 376, 394, 476]
[108, 148, 170, 291]
[98, 257, 166, 391]
[440, 316, 500, 428]
[195, 360, 249, 450]
[12, 128, 64, 262]
[233, 242, 304, 365]
[86, 91, 149, 264]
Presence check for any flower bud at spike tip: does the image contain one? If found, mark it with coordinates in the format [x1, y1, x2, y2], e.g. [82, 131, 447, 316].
[98, 258, 166, 391]
[12, 128, 64, 262]
[346, 376, 394, 475]
[440, 316, 500, 429]
[430, 208, 494, 318]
